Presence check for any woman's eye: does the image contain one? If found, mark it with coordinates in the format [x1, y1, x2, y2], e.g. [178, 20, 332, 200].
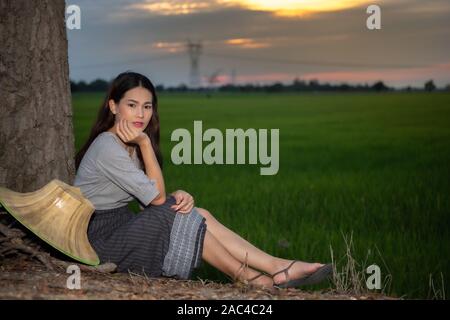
[145, 105, 153, 109]
[128, 104, 135, 108]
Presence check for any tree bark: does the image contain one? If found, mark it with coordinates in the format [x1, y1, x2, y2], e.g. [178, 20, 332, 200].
[0, 0, 75, 192]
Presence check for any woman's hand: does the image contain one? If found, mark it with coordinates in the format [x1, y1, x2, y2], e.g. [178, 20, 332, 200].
[116, 119, 149, 146]
[170, 190, 195, 214]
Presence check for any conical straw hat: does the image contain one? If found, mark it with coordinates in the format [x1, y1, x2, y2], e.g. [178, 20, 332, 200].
[0, 179, 99, 266]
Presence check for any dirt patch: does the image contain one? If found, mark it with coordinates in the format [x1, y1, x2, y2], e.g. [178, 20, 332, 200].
[0, 257, 395, 300]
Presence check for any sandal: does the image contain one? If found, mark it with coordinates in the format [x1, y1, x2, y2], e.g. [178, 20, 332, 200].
[271, 260, 333, 288]
[233, 262, 271, 287]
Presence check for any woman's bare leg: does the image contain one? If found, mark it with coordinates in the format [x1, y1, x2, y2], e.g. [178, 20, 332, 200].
[196, 207, 324, 284]
[202, 229, 273, 287]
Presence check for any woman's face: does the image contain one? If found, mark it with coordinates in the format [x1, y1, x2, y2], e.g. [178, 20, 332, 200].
[109, 86, 153, 132]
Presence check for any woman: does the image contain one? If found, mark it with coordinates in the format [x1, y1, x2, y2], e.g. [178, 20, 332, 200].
[74, 71, 332, 288]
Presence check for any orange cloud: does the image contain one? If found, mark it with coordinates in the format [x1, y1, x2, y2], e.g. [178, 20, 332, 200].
[129, 1, 214, 15]
[225, 38, 271, 49]
[152, 41, 185, 53]
[302, 63, 450, 84]
[236, 0, 373, 17]
[128, 0, 374, 17]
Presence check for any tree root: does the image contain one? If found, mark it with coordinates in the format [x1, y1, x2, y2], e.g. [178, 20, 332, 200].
[0, 220, 116, 274]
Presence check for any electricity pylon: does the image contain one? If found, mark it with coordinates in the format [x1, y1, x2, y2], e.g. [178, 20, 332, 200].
[186, 40, 202, 88]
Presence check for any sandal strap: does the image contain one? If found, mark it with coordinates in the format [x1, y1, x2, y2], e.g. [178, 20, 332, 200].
[247, 272, 266, 283]
[233, 262, 246, 282]
[271, 260, 298, 282]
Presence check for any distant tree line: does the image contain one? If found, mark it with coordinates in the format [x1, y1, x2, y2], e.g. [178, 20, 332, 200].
[70, 79, 110, 92]
[71, 78, 449, 93]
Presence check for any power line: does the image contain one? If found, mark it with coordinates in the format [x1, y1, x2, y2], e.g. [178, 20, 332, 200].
[203, 52, 426, 69]
[71, 53, 183, 69]
[70, 50, 425, 71]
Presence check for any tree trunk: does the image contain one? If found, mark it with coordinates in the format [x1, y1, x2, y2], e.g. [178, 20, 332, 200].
[0, 0, 75, 192]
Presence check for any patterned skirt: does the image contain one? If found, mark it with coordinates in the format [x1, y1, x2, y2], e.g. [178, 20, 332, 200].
[87, 195, 207, 280]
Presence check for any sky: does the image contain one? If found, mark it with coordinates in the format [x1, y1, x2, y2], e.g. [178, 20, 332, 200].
[67, 0, 450, 88]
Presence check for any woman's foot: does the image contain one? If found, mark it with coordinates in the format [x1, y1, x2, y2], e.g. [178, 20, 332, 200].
[246, 272, 274, 288]
[271, 259, 325, 286]
[233, 264, 274, 288]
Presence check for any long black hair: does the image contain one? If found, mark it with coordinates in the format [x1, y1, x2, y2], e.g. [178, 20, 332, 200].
[75, 71, 163, 172]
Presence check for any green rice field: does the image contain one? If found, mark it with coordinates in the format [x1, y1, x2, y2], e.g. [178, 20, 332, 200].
[73, 91, 450, 299]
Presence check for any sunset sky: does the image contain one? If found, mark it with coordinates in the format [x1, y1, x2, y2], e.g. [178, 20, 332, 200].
[67, 0, 450, 88]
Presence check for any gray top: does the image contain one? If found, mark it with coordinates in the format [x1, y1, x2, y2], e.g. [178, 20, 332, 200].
[74, 131, 160, 210]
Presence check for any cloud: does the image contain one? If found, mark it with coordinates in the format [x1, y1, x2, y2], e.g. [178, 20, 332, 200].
[67, 0, 450, 87]
[224, 38, 271, 49]
[124, 0, 374, 17]
[126, 0, 233, 16]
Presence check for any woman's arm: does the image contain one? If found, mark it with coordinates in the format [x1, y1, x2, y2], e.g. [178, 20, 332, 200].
[114, 119, 166, 206]
[138, 137, 166, 205]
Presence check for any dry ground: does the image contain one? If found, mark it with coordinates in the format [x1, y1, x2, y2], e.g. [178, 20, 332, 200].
[0, 256, 395, 300]
[0, 216, 396, 300]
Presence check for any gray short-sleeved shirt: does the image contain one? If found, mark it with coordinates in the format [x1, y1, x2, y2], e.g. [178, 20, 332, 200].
[74, 131, 160, 210]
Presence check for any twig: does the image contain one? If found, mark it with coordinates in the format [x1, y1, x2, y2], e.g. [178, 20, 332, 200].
[52, 260, 117, 274]
[0, 221, 54, 271]
[3, 237, 54, 271]
[0, 222, 26, 238]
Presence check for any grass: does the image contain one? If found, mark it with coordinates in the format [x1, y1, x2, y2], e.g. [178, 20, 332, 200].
[330, 233, 393, 297]
[72, 91, 450, 299]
